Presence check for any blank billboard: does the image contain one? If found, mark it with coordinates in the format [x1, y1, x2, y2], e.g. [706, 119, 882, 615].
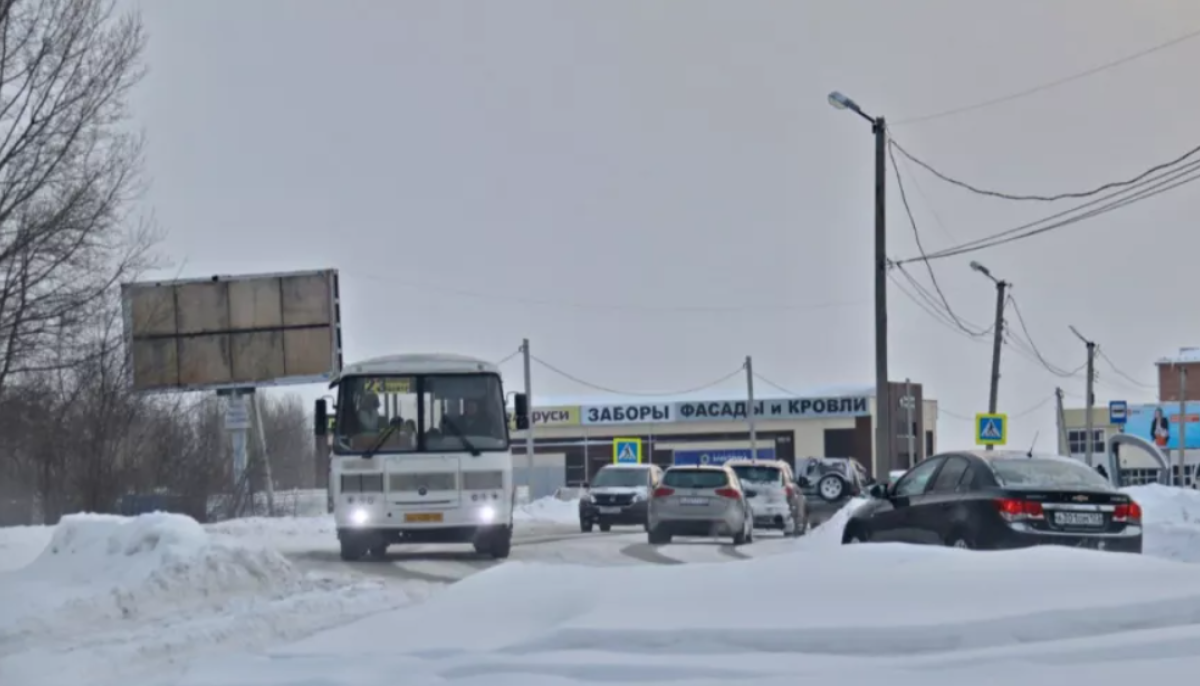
[121, 269, 343, 393]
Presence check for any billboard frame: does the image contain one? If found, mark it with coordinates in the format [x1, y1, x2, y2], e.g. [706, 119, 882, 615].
[120, 268, 343, 394]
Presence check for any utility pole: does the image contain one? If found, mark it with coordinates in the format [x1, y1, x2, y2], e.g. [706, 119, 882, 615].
[745, 356, 758, 460]
[970, 262, 1007, 450]
[828, 90, 891, 479]
[903, 378, 915, 465]
[521, 339, 534, 493]
[1178, 366, 1187, 487]
[1069, 326, 1096, 467]
[1055, 387, 1067, 456]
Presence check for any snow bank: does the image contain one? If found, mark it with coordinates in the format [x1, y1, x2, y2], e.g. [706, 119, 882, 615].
[1124, 484, 1200, 562]
[222, 542, 1200, 686]
[805, 496, 869, 545]
[514, 496, 579, 524]
[0, 524, 54, 573]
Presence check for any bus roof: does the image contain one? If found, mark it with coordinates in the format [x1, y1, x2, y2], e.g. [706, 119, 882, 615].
[334, 353, 500, 381]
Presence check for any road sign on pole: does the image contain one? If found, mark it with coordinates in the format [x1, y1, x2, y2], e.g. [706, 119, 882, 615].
[975, 413, 1008, 446]
[613, 437, 642, 464]
[1109, 400, 1128, 425]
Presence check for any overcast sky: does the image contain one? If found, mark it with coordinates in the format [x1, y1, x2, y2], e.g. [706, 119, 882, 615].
[127, 0, 1200, 451]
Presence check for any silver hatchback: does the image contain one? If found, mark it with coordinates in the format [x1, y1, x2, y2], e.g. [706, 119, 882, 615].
[647, 465, 754, 545]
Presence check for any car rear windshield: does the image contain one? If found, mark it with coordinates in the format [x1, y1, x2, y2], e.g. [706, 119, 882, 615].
[730, 465, 781, 484]
[989, 459, 1112, 490]
[663, 469, 729, 489]
[591, 468, 647, 488]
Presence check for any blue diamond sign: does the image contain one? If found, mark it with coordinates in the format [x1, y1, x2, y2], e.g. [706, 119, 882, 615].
[975, 413, 1007, 446]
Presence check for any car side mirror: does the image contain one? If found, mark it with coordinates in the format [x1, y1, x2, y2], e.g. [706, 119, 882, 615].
[314, 399, 328, 436]
[795, 476, 810, 489]
[513, 393, 530, 430]
[868, 483, 888, 499]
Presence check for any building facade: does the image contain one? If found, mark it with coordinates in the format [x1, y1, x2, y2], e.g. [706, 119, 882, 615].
[509, 382, 938, 498]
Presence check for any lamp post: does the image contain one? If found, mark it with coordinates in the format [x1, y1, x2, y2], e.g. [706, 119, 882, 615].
[970, 261, 1009, 450]
[828, 90, 890, 476]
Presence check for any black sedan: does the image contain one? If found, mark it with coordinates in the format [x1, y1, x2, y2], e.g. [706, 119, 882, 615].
[842, 451, 1143, 553]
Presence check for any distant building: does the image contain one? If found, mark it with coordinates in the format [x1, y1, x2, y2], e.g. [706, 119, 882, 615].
[508, 381, 938, 496]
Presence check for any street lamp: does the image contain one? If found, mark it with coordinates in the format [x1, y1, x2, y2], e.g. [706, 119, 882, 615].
[969, 261, 1009, 445]
[828, 90, 891, 476]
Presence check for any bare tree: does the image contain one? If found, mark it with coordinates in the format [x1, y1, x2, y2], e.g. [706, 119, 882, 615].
[0, 0, 152, 395]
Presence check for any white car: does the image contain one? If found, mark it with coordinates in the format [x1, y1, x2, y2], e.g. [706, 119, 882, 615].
[796, 456, 870, 503]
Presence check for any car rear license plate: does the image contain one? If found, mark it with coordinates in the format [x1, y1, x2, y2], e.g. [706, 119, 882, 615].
[680, 497, 709, 506]
[598, 506, 621, 514]
[1053, 511, 1103, 527]
[404, 512, 443, 523]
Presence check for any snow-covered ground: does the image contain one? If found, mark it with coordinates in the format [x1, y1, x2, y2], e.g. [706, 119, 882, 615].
[2, 487, 1200, 686]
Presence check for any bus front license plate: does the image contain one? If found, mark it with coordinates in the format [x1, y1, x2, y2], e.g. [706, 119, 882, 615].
[404, 512, 443, 523]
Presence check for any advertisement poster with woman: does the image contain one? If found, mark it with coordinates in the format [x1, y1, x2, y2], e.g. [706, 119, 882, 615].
[1124, 403, 1200, 450]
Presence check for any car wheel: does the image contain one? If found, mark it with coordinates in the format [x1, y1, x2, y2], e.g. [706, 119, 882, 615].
[817, 474, 846, 502]
[580, 519, 594, 533]
[599, 522, 612, 532]
[946, 530, 975, 550]
[648, 527, 671, 545]
[841, 522, 870, 545]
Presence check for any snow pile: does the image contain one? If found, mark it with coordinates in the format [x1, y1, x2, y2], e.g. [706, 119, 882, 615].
[0, 513, 307, 639]
[181, 543, 1200, 685]
[514, 495, 579, 524]
[205, 514, 336, 552]
[0, 524, 54, 573]
[805, 496, 869, 545]
[0, 512, 418, 686]
[1124, 484, 1200, 562]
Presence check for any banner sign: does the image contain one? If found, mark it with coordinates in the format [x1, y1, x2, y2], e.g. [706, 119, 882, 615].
[507, 405, 582, 429]
[673, 447, 777, 466]
[674, 397, 869, 422]
[583, 403, 674, 425]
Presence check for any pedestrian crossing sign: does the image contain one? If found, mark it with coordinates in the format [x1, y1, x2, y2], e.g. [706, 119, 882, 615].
[613, 437, 643, 464]
[975, 413, 1008, 446]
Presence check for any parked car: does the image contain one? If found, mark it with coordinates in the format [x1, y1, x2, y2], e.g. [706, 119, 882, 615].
[647, 465, 754, 546]
[796, 456, 870, 503]
[841, 450, 1143, 553]
[578, 463, 664, 532]
[725, 458, 808, 536]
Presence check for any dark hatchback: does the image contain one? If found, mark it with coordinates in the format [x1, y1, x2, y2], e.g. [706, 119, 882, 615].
[578, 464, 663, 532]
[842, 451, 1143, 553]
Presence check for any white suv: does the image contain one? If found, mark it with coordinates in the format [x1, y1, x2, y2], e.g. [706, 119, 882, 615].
[725, 459, 809, 536]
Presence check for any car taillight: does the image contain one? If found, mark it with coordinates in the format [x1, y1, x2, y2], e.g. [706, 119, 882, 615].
[1113, 501, 1142, 523]
[652, 487, 674, 498]
[994, 498, 1044, 521]
[785, 484, 795, 497]
[715, 487, 741, 499]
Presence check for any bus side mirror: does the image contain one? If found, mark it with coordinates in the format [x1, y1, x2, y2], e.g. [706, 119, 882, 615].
[315, 399, 328, 436]
[513, 393, 530, 430]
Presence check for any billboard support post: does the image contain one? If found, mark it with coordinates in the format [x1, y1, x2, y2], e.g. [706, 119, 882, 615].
[252, 391, 277, 516]
[1179, 367, 1188, 487]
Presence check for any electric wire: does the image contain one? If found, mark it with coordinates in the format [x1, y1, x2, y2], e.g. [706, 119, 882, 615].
[893, 157, 1200, 264]
[938, 393, 1056, 422]
[530, 355, 744, 397]
[893, 26, 1200, 126]
[891, 136, 1200, 203]
[1097, 349, 1157, 390]
[494, 349, 521, 366]
[1006, 295, 1087, 378]
[888, 141, 991, 338]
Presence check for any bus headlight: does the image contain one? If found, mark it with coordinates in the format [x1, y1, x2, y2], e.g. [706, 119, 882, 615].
[350, 508, 370, 526]
[478, 505, 496, 523]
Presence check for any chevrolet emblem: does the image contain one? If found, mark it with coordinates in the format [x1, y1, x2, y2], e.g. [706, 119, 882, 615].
[1071, 494, 1088, 502]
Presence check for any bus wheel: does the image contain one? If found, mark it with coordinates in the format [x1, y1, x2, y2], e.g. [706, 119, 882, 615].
[488, 526, 512, 559]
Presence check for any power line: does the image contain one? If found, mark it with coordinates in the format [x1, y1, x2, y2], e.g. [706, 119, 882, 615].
[888, 141, 990, 338]
[892, 137, 1200, 203]
[1097, 349, 1157, 390]
[1005, 295, 1086, 378]
[494, 349, 521, 366]
[938, 393, 1056, 421]
[893, 26, 1200, 126]
[530, 355, 744, 397]
[353, 272, 867, 315]
[893, 157, 1200, 264]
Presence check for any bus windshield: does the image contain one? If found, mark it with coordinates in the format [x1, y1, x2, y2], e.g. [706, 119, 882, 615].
[334, 373, 509, 455]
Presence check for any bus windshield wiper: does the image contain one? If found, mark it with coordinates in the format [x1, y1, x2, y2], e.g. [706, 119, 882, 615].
[363, 417, 403, 459]
[440, 416, 481, 456]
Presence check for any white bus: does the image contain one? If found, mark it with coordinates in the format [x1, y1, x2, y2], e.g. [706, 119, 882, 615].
[314, 353, 528, 561]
